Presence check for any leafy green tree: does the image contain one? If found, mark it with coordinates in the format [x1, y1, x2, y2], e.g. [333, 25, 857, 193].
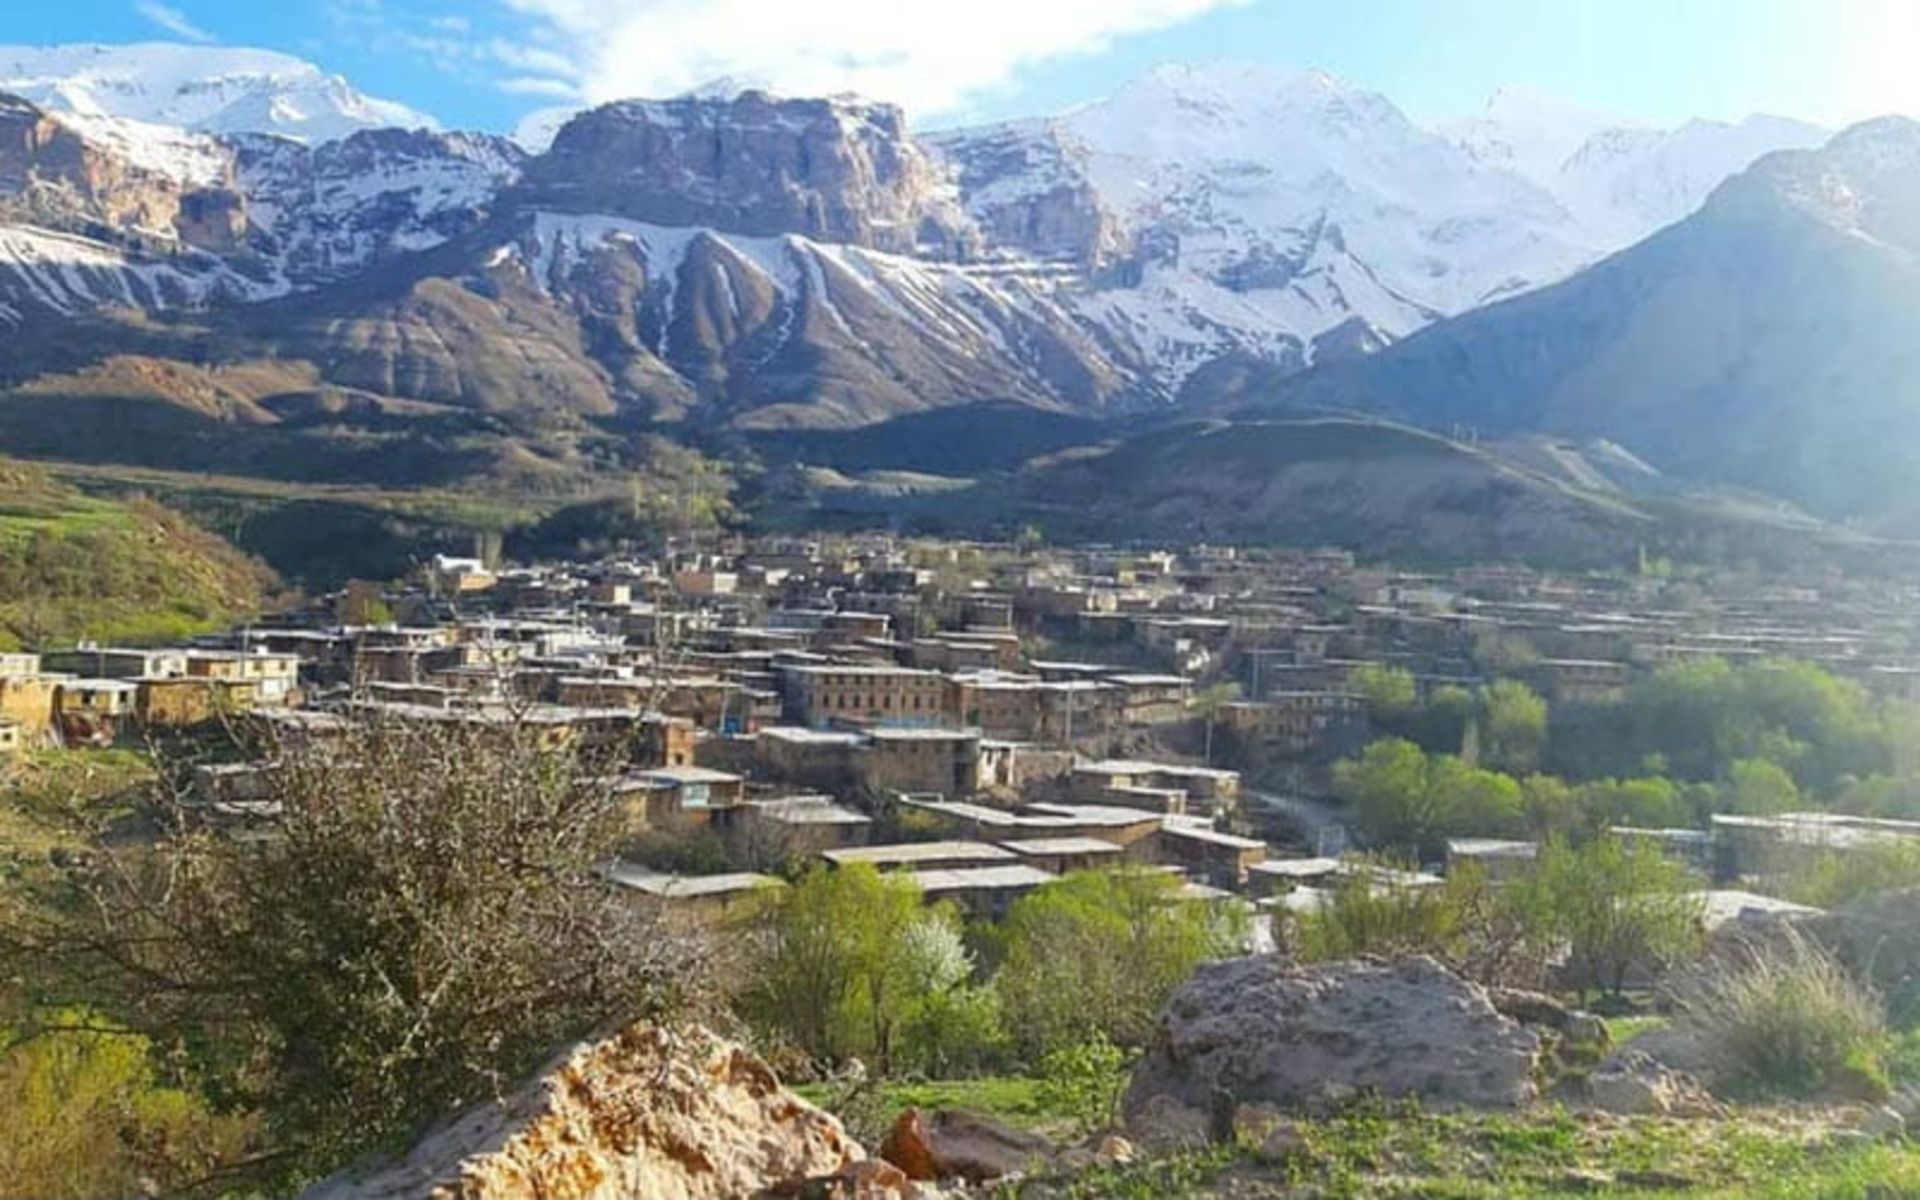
[1192, 680, 1243, 765]
[1724, 757, 1800, 815]
[1482, 680, 1548, 773]
[1351, 663, 1417, 715]
[745, 866, 988, 1073]
[1292, 862, 1552, 989]
[1333, 739, 1524, 855]
[995, 869, 1243, 1058]
[1507, 837, 1704, 1002]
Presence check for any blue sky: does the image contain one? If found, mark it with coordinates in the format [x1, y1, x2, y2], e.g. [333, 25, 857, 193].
[8, 0, 1917, 135]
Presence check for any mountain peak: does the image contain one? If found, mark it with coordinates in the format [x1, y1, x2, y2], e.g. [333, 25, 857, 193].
[0, 42, 435, 143]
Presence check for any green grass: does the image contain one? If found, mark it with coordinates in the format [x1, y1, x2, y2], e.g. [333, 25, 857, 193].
[0, 748, 156, 857]
[0, 459, 274, 646]
[797, 1075, 1059, 1133]
[1603, 1014, 1670, 1047]
[797, 1083, 1920, 1200]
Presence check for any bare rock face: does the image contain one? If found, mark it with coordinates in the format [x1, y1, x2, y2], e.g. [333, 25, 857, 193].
[523, 93, 976, 259]
[1123, 956, 1543, 1122]
[0, 91, 237, 239]
[301, 1023, 866, 1200]
[923, 121, 1130, 272]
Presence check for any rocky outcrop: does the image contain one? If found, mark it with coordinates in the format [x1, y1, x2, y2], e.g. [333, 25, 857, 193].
[1123, 956, 1543, 1122]
[521, 93, 976, 259]
[301, 1023, 868, 1200]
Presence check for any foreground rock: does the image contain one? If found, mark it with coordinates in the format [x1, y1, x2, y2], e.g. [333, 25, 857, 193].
[1581, 1050, 1723, 1118]
[302, 1023, 872, 1200]
[879, 1108, 1054, 1182]
[1123, 956, 1543, 1124]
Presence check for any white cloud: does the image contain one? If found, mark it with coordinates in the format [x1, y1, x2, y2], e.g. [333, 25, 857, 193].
[135, 0, 215, 43]
[491, 0, 1241, 116]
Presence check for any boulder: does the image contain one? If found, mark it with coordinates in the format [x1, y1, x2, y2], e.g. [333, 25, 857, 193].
[1582, 1050, 1722, 1118]
[1123, 956, 1543, 1122]
[300, 1023, 864, 1200]
[1122, 1093, 1213, 1152]
[878, 1109, 1054, 1183]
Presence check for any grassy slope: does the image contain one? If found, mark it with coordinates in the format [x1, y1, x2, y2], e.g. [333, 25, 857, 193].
[0, 460, 273, 648]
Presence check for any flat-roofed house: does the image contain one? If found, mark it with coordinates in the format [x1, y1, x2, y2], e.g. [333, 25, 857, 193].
[755, 726, 863, 791]
[1103, 673, 1191, 725]
[1149, 820, 1268, 887]
[821, 840, 1017, 873]
[908, 864, 1057, 920]
[1445, 838, 1539, 882]
[618, 765, 747, 831]
[54, 678, 137, 745]
[1071, 759, 1241, 817]
[603, 862, 780, 925]
[781, 664, 945, 729]
[185, 651, 300, 705]
[998, 836, 1126, 875]
[856, 727, 981, 796]
[42, 646, 188, 680]
[0, 672, 61, 742]
[731, 795, 873, 856]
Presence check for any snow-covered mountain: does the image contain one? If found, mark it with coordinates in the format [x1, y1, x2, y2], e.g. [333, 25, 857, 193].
[928, 64, 1825, 390]
[0, 43, 434, 144]
[1446, 85, 1826, 245]
[0, 45, 1840, 427]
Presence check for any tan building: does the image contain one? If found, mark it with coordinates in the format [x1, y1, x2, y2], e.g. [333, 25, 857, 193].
[603, 862, 780, 926]
[186, 651, 301, 705]
[1104, 674, 1191, 725]
[755, 726, 863, 791]
[945, 674, 1121, 744]
[856, 728, 982, 796]
[1148, 821, 1268, 887]
[54, 678, 138, 744]
[782, 664, 945, 729]
[1218, 692, 1369, 758]
[908, 864, 1057, 920]
[618, 765, 747, 831]
[0, 673, 62, 741]
[1071, 759, 1241, 816]
[135, 677, 261, 728]
[0, 652, 41, 678]
[998, 836, 1126, 875]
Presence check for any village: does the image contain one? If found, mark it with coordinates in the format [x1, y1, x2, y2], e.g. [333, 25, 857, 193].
[7, 534, 1920, 936]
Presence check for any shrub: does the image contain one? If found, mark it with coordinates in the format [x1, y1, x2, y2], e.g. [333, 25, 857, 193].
[1035, 1033, 1130, 1135]
[1676, 929, 1889, 1099]
[2, 715, 710, 1184]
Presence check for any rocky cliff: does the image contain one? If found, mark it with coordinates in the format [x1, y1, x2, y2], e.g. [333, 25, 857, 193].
[0, 91, 239, 248]
[521, 93, 976, 259]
